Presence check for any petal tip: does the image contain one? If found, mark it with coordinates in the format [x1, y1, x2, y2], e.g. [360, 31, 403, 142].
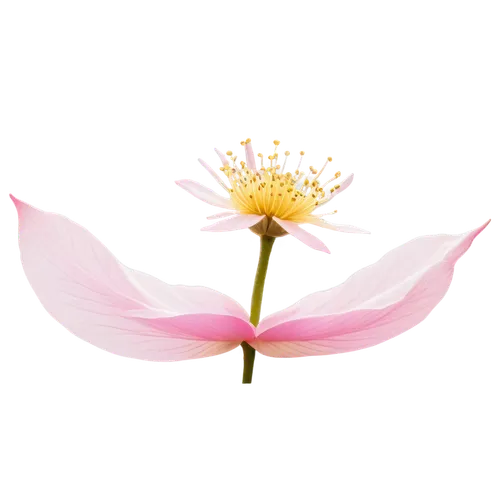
[477, 216, 495, 234]
[8, 191, 30, 208]
[9, 194, 25, 213]
[313, 248, 335, 257]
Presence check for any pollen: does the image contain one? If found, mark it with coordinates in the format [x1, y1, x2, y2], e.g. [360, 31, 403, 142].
[223, 140, 342, 223]
[333, 168, 344, 179]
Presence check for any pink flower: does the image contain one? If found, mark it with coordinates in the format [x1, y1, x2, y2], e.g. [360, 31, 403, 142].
[176, 139, 369, 253]
[11, 195, 489, 362]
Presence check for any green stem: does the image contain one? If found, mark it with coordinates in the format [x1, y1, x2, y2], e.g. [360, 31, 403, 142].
[241, 342, 256, 385]
[241, 235, 275, 384]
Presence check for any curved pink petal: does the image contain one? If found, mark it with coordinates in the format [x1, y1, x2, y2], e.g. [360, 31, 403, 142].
[251, 221, 490, 357]
[11, 196, 254, 361]
[175, 179, 233, 209]
[125, 268, 249, 320]
[304, 217, 370, 234]
[128, 310, 254, 342]
[273, 217, 330, 254]
[201, 214, 265, 232]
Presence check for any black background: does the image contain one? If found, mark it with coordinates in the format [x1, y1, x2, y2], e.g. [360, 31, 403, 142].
[1, 76, 497, 397]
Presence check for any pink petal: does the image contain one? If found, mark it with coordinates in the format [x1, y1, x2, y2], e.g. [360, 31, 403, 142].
[252, 221, 490, 357]
[11, 196, 254, 361]
[126, 267, 250, 320]
[273, 217, 330, 254]
[175, 179, 233, 209]
[201, 214, 265, 232]
[305, 217, 370, 234]
[128, 310, 255, 342]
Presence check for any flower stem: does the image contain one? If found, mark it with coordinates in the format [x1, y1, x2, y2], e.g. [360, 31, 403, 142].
[241, 342, 256, 385]
[241, 235, 275, 384]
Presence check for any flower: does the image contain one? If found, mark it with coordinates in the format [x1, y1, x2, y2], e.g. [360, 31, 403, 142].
[11, 195, 489, 363]
[176, 139, 369, 253]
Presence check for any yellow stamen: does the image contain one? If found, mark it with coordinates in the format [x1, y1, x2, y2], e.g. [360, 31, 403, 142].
[218, 140, 344, 222]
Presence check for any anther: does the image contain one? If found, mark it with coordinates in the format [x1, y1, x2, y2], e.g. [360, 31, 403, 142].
[333, 168, 344, 179]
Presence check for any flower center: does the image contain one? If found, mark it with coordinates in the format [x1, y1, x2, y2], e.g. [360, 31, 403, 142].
[219, 139, 343, 222]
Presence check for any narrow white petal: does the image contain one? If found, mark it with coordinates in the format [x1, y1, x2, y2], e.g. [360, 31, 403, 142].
[305, 217, 370, 234]
[214, 148, 229, 167]
[198, 158, 229, 191]
[175, 179, 234, 209]
[201, 214, 265, 232]
[245, 141, 257, 171]
[319, 173, 354, 207]
[207, 211, 237, 220]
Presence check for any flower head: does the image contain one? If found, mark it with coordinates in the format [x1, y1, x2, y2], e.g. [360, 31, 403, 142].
[176, 139, 369, 253]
